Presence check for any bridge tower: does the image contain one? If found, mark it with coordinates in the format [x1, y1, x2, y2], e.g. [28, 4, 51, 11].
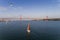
[20, 16, 22, 20]
[28, 17, 30, 19]
[45, 16, 48, 21]
[28, 16, 31, 20]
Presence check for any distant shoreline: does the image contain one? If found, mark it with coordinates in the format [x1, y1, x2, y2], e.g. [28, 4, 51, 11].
[0, 20, 60, 22]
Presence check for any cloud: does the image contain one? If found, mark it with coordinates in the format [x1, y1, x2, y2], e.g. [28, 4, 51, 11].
[0, 7, 7, 11]
[56, 0, 60, 7]
[57, 0, 60, 2]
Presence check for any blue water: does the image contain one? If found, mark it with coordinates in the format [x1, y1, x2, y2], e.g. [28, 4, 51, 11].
[0, 21, 60, 40]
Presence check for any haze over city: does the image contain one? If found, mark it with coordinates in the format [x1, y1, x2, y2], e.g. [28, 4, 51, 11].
[0, 0, 60, 18]
[1, 0, 60, 40]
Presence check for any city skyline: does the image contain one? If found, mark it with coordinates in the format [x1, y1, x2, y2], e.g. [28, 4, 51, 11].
[0, 0, 60, 18]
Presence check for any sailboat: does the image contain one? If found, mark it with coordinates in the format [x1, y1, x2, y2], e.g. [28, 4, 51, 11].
[27, 23, 30, 33]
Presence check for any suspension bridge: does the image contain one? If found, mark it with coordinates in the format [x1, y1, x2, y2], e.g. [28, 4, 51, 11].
[0, 16, 60, 22]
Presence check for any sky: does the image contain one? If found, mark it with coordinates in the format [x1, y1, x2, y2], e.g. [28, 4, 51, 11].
[0, 0, 60, 18]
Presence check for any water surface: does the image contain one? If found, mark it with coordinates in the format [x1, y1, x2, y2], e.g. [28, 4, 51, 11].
[0, 21, 60, 40]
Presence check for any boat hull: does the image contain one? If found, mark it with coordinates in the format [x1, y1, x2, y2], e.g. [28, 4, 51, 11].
[27, 30, 30, 33]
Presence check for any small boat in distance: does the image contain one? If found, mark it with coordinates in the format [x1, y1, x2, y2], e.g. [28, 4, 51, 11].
[27, 23, 30, 33]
